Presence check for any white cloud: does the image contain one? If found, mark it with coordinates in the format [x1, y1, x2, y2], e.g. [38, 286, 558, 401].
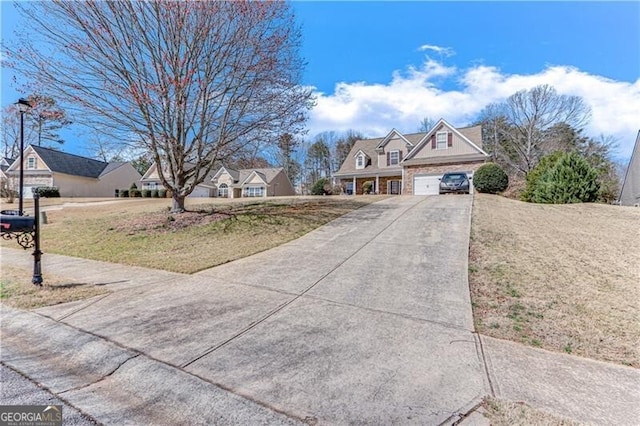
[307, 60, 640, 160]
[418, 44, 455, 57]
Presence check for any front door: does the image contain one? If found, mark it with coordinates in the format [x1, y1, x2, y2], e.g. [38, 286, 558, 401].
[388, 180, 401, 195]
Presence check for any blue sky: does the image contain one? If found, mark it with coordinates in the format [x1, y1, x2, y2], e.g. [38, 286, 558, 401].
[2, 1, 639, 160]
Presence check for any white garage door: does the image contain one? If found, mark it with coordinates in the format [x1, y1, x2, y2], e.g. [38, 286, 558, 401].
[188, 186, 211, 198]
[413, 175, 441, 195]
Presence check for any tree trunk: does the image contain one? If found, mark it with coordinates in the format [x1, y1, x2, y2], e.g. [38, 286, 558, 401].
[171, 193, 186, 213]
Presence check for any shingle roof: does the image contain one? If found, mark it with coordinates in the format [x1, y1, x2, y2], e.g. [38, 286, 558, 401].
[237, 168, 283, 185]
[31, 146, 109, 178]
[99, 162, 126, 177]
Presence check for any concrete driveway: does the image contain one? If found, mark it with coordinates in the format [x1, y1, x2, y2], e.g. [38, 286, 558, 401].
[2, 195, 488, 424]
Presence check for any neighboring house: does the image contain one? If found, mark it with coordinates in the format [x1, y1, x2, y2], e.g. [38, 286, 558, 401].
[333, 118, 489, 195]
[140, 162, 217, 197]
[618, 130, 640, 206]
[211, 166, 295, 198]
[5, 145, 141, 198]
[0, 157, 13, 184]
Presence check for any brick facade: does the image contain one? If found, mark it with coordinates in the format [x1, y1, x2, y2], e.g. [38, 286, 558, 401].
[403, 162, 485, 195]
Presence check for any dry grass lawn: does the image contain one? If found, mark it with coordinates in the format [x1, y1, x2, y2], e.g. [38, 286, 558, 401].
[4, 196, 381, 274]
[470, 194, 640, 367]
[0, 265, 108, 310]
[481, 397, 580, 426]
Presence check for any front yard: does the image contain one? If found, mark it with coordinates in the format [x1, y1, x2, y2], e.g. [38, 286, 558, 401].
[6, 196, 381, 274]
[470, 194, 640, 367]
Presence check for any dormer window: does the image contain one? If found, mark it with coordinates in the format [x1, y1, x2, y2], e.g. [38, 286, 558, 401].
[356, 154, 364, 169]
[27, 157, 37, 169]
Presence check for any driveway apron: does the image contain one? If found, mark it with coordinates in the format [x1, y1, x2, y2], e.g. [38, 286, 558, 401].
[3, 195, 487, 425]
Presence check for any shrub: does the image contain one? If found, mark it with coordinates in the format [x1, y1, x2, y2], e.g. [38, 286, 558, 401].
[158, 189, 167, 198]
[528, 151, 600, 204]
[521, 151, 564, 202]
[332, 184, 344, 195]
[151, 190, 159, 198]
[119, 189, 129, 198]
[473, 163, 509, 194]
[32, 186, 60, 198]
[142, 189, 152, 198]
[362, 181, 373, 194]
[129, 182, 138, 190]
[311, 178, 330, 195]
[130, 189, 142, 197]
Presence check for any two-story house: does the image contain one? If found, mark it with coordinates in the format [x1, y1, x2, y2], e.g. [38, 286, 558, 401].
[333, 119, 489, 195]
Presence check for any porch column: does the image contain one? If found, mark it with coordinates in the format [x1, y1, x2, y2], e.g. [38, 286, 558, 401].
[375, 175, 380, 195]
[352, 176, 356, 195]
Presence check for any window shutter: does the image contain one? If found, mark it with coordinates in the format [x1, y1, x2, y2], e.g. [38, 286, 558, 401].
[399, 151, 403, 162]
[431, 135, 436, 149]
[448, 132, 453, 147]
[386, 152, 390, 166]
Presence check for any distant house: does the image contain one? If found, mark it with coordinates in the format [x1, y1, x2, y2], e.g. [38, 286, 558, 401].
[333, 118, 489, 195]
[0, 157, 13, 184]
[619, 131, 640, 206]
[140, 162, 217, 197]
[5, 146, 141, 197]
[140, 163, 295, 198]
[211, 166, 295, 198]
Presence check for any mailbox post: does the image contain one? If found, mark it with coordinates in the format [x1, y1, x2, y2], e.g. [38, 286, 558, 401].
[0, 192, 43, 285]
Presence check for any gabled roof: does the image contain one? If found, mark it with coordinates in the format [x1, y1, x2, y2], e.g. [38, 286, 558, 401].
[353, 149, 370, 159]
[236, 168, 284, 185]
[213, 166, 240, 182]
[99, 162, 127, 177]
[0, 158, 13, 172]
[618, 130, 640, 206]
[404, 118, 488, 161]
[376, 128, 414, 150]
[8, 145, 111, 178]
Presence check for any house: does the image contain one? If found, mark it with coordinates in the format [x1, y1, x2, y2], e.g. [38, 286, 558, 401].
[618, 130, 640, 206]
[333, 118, 489, 195]
[212, 166, 295, 198]
[0, 157, 13, 184]
[4, 145, 141, 197]
[140, 162, 217, 197]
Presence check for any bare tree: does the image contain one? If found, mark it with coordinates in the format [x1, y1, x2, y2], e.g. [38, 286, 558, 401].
[500, 85, 591, 174]
[26, 94, 71, 147]
[417, 116, 436, 133]
[2, 105, 37, 158]
[7, 1, 314, 211]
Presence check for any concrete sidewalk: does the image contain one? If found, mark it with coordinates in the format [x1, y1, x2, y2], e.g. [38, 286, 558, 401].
[2, 196, 639, 425]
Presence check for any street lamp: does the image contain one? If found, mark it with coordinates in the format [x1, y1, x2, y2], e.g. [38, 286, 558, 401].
[15, 98, 32, 216]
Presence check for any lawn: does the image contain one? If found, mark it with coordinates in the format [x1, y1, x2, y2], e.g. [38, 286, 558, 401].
[0, 265, 108, 310]
[15, 196, 381, 274]
[470, 194, 640, 367]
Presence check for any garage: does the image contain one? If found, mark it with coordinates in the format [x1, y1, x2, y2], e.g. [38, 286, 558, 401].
[188, 185, 212, 198]
[413, 175, 441, 195]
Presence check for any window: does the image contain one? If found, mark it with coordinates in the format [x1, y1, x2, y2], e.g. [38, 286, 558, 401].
[27, 157, 37, 169]
[356, 155, 364, 169]
[218, 183, 228, 198]
[436, 132, 448, 150]
[144, 182, 157, 190]
[243, 186, 264, 197]
[389, 150, 400, 165]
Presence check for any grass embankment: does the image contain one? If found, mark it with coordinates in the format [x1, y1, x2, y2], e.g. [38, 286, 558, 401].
[470, 194, 640, 367]
[26, 196, 379, 274]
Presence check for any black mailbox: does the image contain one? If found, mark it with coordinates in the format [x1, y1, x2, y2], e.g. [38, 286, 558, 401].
[0, 214, 35, 232]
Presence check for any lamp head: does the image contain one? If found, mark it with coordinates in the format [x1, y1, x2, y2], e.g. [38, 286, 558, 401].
[15, 98, 32, 113]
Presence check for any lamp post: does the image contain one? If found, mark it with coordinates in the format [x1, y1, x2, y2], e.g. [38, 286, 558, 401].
[15, 98, 32, 216]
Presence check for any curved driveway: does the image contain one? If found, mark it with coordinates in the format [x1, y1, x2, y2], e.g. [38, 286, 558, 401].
[3, 195, 488, 425]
